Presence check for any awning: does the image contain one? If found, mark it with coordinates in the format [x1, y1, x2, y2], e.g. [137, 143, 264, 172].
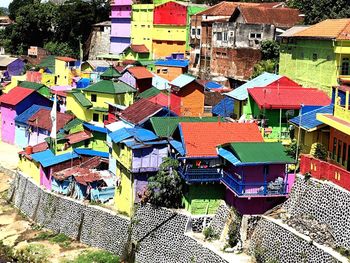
[217, 148, 241, 166]
[169, 140, 185, 156]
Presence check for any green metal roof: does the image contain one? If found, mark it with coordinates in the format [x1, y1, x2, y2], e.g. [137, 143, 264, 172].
[38, 55, 56, 73]
[71, 91, 93, 108]
[138, 87, 161, 99]
[150, 116, 225, 137]
[101, 67, 121, 79]
[226, 142, 294, 164]
[91, 107, 108, 112]
[139, 60, 155, 66]
[18, 81, 46, 90]
[63, 118, 84, 132]
[83, 80, 136, 94]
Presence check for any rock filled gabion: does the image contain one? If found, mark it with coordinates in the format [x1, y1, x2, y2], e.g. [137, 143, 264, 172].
[283, 176, 350, 249]
[209, 203, 231, 236]
[249, 219, 340, 263]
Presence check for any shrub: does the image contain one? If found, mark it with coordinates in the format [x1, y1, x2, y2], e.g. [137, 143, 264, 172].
[65, 250, 120, 263]
[15, 244, 50, 263]
[203, 226, 219, 241]
[227, 209, 242, 248]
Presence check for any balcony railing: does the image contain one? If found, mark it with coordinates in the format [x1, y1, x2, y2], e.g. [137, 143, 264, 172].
[334, 104, 350, 123]
[222, 171, 288, 197]
[178, 166, 223, 182]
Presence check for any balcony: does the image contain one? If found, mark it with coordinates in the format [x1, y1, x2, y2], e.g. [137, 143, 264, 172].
[261, 127, 291, 144]
[178, 166, 223, 183]
[334, 104, 350, 123]
[222, 171, 288, 197]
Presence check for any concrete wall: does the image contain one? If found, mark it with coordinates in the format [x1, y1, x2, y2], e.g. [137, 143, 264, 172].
[88, 25, 111, 60]
[8, 171, 228, 263]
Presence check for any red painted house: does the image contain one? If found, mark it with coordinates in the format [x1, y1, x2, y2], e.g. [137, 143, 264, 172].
[119, 66, 153, 93]
[153, 1, 187, 25]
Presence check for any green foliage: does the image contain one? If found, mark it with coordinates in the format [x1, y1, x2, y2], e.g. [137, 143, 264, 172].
[227, 209, 242, 248]
[336, 246, 350, 259]
[44, 41, 76, 57]
[252, 60, 277, 78]
[33, 231, 55, 241]
[15, 244, 51, 263]
[285, 139, 301, 160]
[260, 40, 280, 61]
[8, 0, 34, 20]
[0, 241, 14, 261]
[311, 143, 327, 161]
[64, 250, 120, 263]
[288, 0, 350, 25]
[49, 233, 71, 248]
[203, 226, 219, 241]
[0, 7, 8, 16]
[146, 157, 184, 208]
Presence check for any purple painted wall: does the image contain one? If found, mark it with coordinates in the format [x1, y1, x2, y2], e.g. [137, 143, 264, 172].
[7, 59, 25, 77]
[111, 0, 132, 6]
[134, 173, 148, 203]
[111, 20, 132, 37]
[40, 166, 51, 190]
[111, 7, 132, 18]
[28, 128, 49, 146]
[132, 146, 167, 172]
[119, 71, 136, 89]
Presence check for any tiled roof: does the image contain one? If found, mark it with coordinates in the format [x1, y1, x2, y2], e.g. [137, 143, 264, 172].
[138, 87, 161, 99]
[18, 81, 46, 91]
[0, 87, 35, 106]
[71, 91, 93, 108]
[170, 74, 197, 88]
[150, 116, 225, 137]
[248, 87, 331, 110]
[212, 97, 234, 117]
[28, 109, 74, 131]
[127, 66, 154, 79]
[155, 59, 189, 68]
[289, 105, 334, 131]
[179, 122, 263, 158]
[15, 105, 51, 125]
[293, 19, 350, 39]
[101, 67, 121, 78]
[65, 130, 92, 144]
[234, 6, 302, 28]
[56, 56, 77, 62]
[120, 98, 164, 125]
[130, 44, 149, 53]
[83, 80, 136, 94]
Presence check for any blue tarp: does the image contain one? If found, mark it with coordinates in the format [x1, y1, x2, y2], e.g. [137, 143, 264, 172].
[217, 148, 241, 166]
[96, 66, 109, 73]
[155, 59, 189, 68]
[15, 105, 51, 125]
[225, 72, 281, 101]
[74, 148, 109, 158]
[169, 140, 185, 156]
[83, 123, 108, 134]
[212, 97, 235, 117]
[289, 104, 334, 131]
[31, 150, 79, 168]
[205, 81, 222, 89]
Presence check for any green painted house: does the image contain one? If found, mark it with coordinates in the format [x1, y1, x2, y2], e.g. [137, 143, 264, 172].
[279, 19, 350, 95]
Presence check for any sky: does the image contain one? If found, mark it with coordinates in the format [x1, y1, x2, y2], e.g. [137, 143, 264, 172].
[0, 0, 12, 8]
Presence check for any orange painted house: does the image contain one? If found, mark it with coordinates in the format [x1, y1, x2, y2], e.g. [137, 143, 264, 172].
[155, 59, 189, 81]
[170, 74, 204, 116]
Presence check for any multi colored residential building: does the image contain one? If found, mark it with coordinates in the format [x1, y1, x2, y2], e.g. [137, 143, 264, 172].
[54, 57, 79, 86]
[279, 19, 350, 95]
[155, 59, 189, 81]
[110, 0, 132, 54]
[122, 44, 152, 61]
[119, 66, 154, 93]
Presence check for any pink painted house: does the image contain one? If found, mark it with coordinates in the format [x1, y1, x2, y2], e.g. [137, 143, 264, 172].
[0, 87, 52, 144]
[110, 0, 132, 54]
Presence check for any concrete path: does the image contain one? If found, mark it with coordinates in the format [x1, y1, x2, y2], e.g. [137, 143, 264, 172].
[0, 140, 20, 170]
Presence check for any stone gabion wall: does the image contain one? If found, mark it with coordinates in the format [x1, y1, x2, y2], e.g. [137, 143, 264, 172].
[283, 176, 350, 249]
[7, 172, 228, 263]
[249, 218, 340, 263]
[209, 203, 231, 236]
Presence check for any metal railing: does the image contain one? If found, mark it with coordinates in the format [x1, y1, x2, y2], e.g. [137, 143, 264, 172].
[178, 166, 223, 182]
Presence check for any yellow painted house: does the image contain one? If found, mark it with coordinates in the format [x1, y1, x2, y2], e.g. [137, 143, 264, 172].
[3, 75, 27, 93]
[65, 80, 136, 124]
[55, 57, 79, 86]
[18, 153, 41, 185]
[131, 4, 154, 53]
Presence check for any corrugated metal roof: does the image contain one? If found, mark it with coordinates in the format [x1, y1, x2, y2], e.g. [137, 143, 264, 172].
[169, 140, 185, 156]
[223, 142, 295, 164]
[147, 93, 169, 107]
[155, 59, 189, 68]
[130, 44, 149, 53]
[83, 80, 136, 94]
[74, 148, 109, 158]
[65, 130, 92, 144]
[109, 127, 158, 144]
[31, 150, 79, 168]
[138, 87, 161, 99]
[225, 72, 281, 100]
[217, 148, 241, 166]
[205, 81, 222, 89]
[0, 87, 35, 106]
[15, 105, 51, 125]
[101, 67, 121, 78]
[170, 74, 196, 88]
[83, 123, 107, 133]
[212, 97, 234, 117]
[71, 91, 93, 108]
[127, 66, 154, 79]
[279, 25, 310, 37]
[152, 73, 170, 90]
[63, 118, 84, 132]
[28, 109, 74, 131]
[18, 81, 46, 91]
[289, 105, 334, 131]
[105, 121, 132, 132]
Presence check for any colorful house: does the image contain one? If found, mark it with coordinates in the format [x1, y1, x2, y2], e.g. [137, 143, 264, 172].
[122, 44, 151, 61]
[2, 75, 27, 94]
[119, 66, 153, 93]
[55, 57, 78, 86]
[131, 4, 154, 54]
[247, 87, 331, 143]
[18, 81, 51, 97]
[27, 108, 74, 146]
[212, 97, 235, 118]
[0, 56, 25, 79]
[0, 87, 52, 144]
[218, 142, 294, 214]
[289, 105, 333, 154]
[14, 105, 51, 148]
[83, 123, 109, 153]
[279, 19, 350, 95]
[169, 74, 204, 116]
[170, 122, 263, 214]
[110, 0, 132, 54]
[110, 127, 168, 216]
[81, 60, 110, 82]
[225, 72, 301, 118]
[100, 66, 121, 80]
[155, 59, 189, 81]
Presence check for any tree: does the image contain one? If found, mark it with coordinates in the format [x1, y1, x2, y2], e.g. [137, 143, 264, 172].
[0, 8, 8, 16]
[288, 0, 350, 25]
[44, 41, 76, 57]
[8, 0, 34, 20]
[260, 40, 280, 61]
[145, 158, 184, 208]
[252, 60, 277, 78]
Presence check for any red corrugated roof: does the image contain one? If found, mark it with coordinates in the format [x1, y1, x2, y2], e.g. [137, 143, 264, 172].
[28, 109, 74, 131]
[248, 87, 331, 110]
[122, 60, 137, 65]
[121, 98, 163, 125]
[56, 57, 77, 62]
[180, 122, 263, 158]
[236, 6, 302, 28]
[127, 66, 154, 79]
[65, 130, 92, 144]
[147, 93, 169, 107]
[19, 141, 49, 158]
[0, 87, 35, 106]
[130, 44, 149, 53]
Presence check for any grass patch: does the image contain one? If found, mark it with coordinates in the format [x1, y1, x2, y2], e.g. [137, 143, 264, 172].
[203, 226, 219, 241]
[34, 231, 56, 241]
[64, 250, 120, 263]
[49, 233, 72, 248]
[15, 243, 51, 263]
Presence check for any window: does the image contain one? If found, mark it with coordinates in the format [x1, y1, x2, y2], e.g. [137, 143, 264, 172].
[197, 28, 201, 36]
[250, 32, 262, 40]
[162, 68, 168, 74]
[256, 33, 262, 39]
[93, 113, 99, 122]
[222, 52, 227, 57]
[103, 115, 108, 122]
[91, 94, 97, 102]
[223, 32, 228, 41]
[343, 142, 347, 165]
[216, 52, 221, 57]
[157, 69, 161, 74]
[216, 32, 222, 41]
[338, 140, 342, 163]
[333, 138, 337, 159]
[249, 33, 256, 39]
[342, 58, 350, 75]
[312, 53, 318, 61]
[191, 28, 196, 36]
